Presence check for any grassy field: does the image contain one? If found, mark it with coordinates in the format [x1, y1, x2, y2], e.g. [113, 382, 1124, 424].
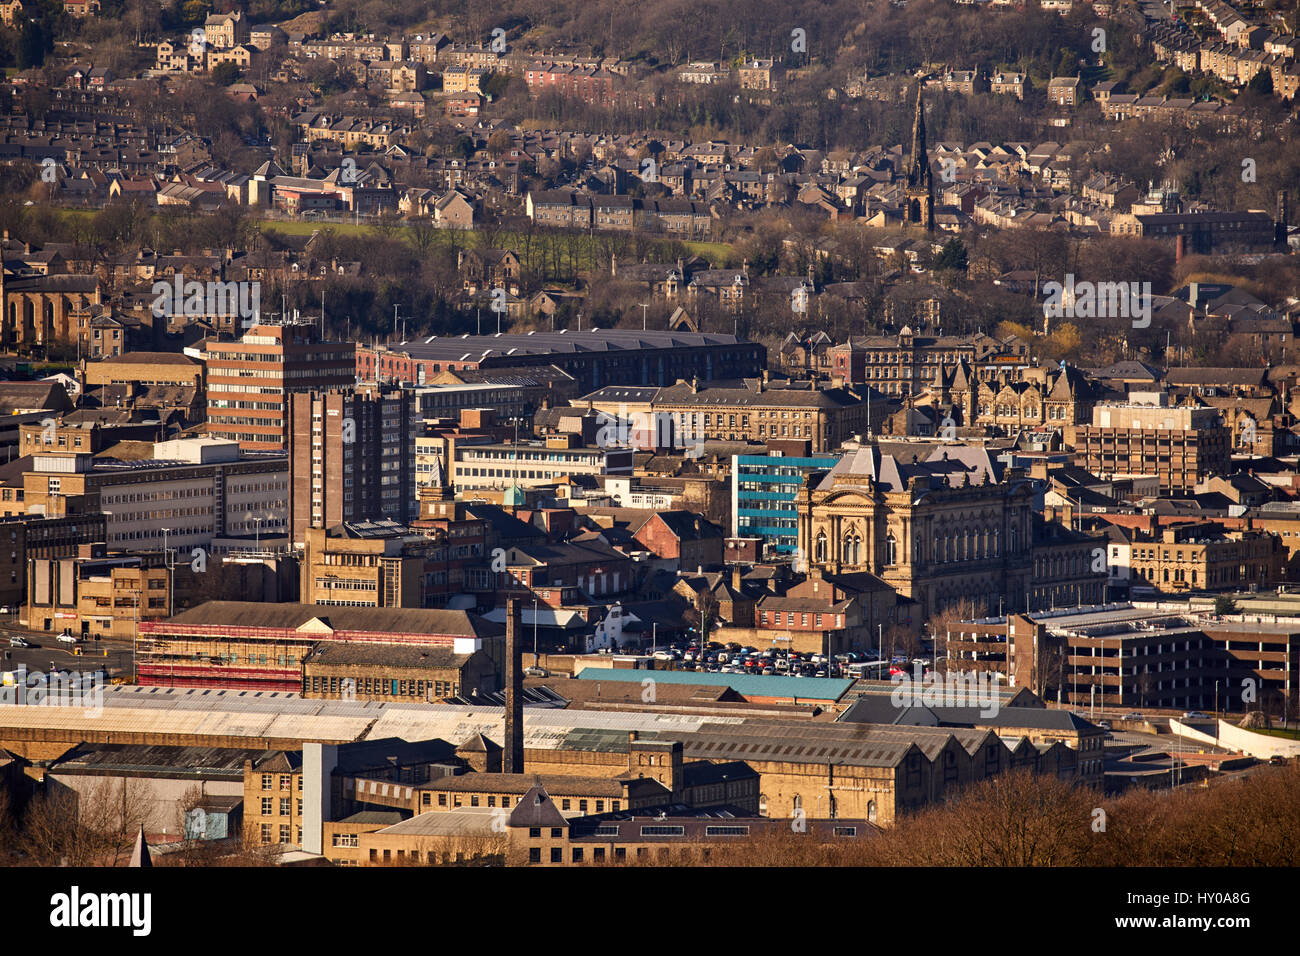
[50, 207, 735, 265]
[255, 217, 736, 263]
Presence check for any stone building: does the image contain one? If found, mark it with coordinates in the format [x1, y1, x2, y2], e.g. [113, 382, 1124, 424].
[795, 445, 1035, 625]
[1, 273, 103, 353]
[1075, 395, 1231, 493]
[300, 642, 498, 701]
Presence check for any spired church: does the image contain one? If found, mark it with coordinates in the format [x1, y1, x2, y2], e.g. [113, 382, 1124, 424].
[905, 85, 935, 233]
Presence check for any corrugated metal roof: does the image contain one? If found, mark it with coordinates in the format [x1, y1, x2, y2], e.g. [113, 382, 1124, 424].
[575, 668, 852, 701]
[0, 688, 998, 768]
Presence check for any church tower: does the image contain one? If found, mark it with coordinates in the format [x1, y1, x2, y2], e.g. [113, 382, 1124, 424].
[905, 84, 935, 232]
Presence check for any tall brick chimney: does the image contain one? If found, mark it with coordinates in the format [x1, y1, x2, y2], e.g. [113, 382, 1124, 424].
[504, 598, 524, 774]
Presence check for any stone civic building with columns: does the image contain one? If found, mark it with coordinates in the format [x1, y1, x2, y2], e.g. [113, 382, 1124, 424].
[795, 445, 1035, 627]
[1, 271, 103, 352]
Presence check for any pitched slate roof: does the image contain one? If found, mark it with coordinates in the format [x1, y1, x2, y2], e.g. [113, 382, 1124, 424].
[507, 785, 568, 828]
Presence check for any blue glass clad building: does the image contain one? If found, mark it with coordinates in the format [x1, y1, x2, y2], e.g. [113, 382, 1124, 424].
[731, 453, 840, 556]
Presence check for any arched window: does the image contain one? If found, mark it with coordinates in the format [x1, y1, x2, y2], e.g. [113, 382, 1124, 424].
[885, 533, 897, 566]
[815, 532, 827, 563]
[1010, 524, 1019, 553]
[841, 535, 853, 564]
[867, 800, 877, 824]
[992, 528, 1000, 555]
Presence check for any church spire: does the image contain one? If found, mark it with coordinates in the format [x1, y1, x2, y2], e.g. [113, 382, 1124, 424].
[904, 83, 936, 232]
[908, 84, 931, 191]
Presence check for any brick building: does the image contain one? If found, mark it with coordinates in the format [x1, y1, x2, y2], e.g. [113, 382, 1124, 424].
[203, 323, 356, 451]
[301, 642, 498, 701]
[1075, 397, 1231, 494]
[135, 601, 503, 690]
[288, 387, 418, 546]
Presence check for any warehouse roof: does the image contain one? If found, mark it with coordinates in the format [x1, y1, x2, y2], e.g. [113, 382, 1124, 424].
[574, 667, 853, 703]
[159, 602, 502, 640]
[302, 644, 476, 669]
[374, 807, 501, 838]
[47, 743, 265, 779]
[399, 329, 750, 363]
[0, 688, 1004, 769]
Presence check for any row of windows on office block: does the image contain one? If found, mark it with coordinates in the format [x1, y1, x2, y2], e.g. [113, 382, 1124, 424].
[259, 824, 301, 844]
[305, 676, 459, 697]
[429, 792, 620, 813]
[259, 797, 302, 816]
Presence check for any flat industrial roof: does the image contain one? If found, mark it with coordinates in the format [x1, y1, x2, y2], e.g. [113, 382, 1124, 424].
[394, 329, 750, 363]
[575, 668, 853, 702]
[0, 687, 1003, 767]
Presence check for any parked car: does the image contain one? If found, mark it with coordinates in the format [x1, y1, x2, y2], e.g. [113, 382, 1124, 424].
[1096, 720, 1112, 731]
[56, 633, 82, 645]
[1269, 755, 1288, 766]
[1183, 711, 1210, 720]
[8, 636, 33, 648]
[1121, 712, 1144, 721]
